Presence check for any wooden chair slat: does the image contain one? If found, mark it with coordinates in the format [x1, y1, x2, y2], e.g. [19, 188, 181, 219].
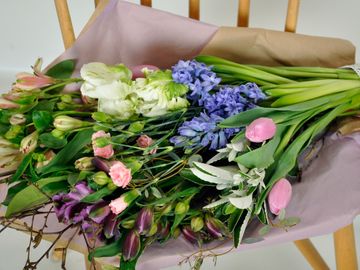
[237, 0, 250, 27]
[94, 0, 101, 8]
[284, 0, 300, 32]
[54, 0, 76, 49]
[189, 0, 200, 20]
[140, 0, 152, 7]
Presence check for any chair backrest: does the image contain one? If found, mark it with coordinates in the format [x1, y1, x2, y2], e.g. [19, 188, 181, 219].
[54, 0, 300, 49]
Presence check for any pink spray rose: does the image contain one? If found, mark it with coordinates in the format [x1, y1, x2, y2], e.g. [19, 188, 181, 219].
[268, 178, 292, 215]
[109, 161, 132, 188]
[109, 196, 128, 215]
[245, 117, 276, 143]
[137, 135, 157, 154]
[131, 65, 159, 79]
[92, 130, 114, 159]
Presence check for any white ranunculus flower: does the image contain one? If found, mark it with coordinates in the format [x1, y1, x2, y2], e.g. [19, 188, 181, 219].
[98, 98, 136, 120]
[80, 62, 133, 99]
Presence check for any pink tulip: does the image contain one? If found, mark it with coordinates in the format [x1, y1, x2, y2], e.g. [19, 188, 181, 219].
[268, 178, 292, 215]
[245, 117, 276, 143]
[131, 65, 159, 79]
[109, 161, 132, 188]
[13, 72, 54, 90]
[92, 131, 114, 159]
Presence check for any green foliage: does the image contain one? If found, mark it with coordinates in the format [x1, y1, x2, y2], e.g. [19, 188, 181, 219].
[45, 59, 76, 79]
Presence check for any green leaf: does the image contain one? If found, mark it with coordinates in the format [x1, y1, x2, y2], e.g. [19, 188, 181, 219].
[233, 206, 252, 248]
[283, 216, 301, 227]
[180, 169, 215, 186]
[45, 59, 76, 79]
[235, 125, 285, 168]
[147, 187, 200, 206]
[2, 182, 28, 206]
[228, 209, 243, 232]
[38, 129, 93, 174]
[32, 111, 53, 132]
[32, 100, 56, 112]
[89, 238, 122, 260]
[5, 176, 67, 217]
[81, 187, 113, 203]
[10, 154, 32, 183]
[39, 133, 67, 149]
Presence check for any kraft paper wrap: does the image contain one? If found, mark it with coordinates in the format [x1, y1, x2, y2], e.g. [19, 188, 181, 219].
[1, 1, 359, 269]
[201, 26, 356, 67]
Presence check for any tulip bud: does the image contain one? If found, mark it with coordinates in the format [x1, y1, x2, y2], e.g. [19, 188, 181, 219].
[122, 230, 141, 261]
[191, 217, 204, 232]
[20, 131, 38, 154]
[175, 202, 189, 215]
[156, 222, 170, 240]
[182, 226, 199, 245]
[135, 207, 153, 235]
[92, 112, 112, 123]
[268, 178, 292, 215]
[75, 157, 94, 171]
[53, 115, 91, 132]
[9, 114, 26, 125]
[205, 215, 226, 239]
[121, 219, 135, 229]
[5, 125, 22, 140]
[92, 157, 111, 173]
[173, 227, 181, 239]
[92, 171, 110, 186]
[245, 117, 276, 143]
[158, 204, 172, 216]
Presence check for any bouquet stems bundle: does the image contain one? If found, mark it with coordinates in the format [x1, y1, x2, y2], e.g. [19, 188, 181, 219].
[0, 55, 359, 270]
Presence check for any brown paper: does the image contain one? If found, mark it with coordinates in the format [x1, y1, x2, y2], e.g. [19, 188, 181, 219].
[200, 26, 356, 67]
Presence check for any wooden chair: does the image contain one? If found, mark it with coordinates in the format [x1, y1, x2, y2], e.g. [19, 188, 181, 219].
[53, 1, 358, 269]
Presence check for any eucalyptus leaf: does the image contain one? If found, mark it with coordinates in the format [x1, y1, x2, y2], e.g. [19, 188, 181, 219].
[229, 194, 253, 209]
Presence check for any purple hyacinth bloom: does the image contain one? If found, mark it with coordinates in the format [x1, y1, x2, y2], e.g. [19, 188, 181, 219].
[172, 60, 221, 105]
[170, 112, 238, 150]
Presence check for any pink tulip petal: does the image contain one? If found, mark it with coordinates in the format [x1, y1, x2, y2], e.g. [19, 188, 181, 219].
[268, 178, 292, 215]
[245, 117, 277, 143]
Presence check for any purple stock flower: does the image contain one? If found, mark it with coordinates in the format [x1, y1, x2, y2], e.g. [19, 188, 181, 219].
[172, 60, 221, 105]
[170, 112, 238, 150]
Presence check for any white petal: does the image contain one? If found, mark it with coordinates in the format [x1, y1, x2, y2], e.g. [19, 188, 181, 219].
[229, 194, 253, 209]
[193, 162, 235, 181]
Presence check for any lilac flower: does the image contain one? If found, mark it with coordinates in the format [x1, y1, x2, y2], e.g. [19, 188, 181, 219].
[172, 60, 221, 105]
[170, 113, 239, 150]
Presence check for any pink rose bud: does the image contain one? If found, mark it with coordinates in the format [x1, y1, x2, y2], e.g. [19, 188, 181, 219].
[131, 65, 159, 79]
[268, 178, 292, 215]
[245, 117, 276, 143]
[137, 135, 157, 154]
[109, 161, 132, 188]
[109, 189, 141, 215]
[109, 196, 128, 215]
[92, 131, 114, 159]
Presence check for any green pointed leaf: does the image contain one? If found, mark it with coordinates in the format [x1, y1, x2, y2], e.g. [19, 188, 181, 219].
[46, 59, 76, 79]
[89, 238, 122, 260]
[81, 186, 113, 204]
[39, 133, 67, 149]
[32, 111, 53, 132]
[10, 154, 32, 183]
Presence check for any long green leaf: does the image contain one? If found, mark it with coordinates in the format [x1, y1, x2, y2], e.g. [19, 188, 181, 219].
[89, 238, 122, 260]
[46, 59, 76, 79]
[81, 187, 113, 203]
[10, 154, 32, 183]
[38, 129, 93, 174]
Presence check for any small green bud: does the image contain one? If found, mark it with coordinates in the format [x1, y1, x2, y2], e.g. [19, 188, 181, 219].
[51, 129, 65, 139]
[74, 157, 94, 171]
[94, 137, 111, 148]
[191, 216, 204, 232]
[5, 125, 22, 140]
[173, 227, 181, 239]
[9, 114, 26, 125]
[175, 202, 189, 215]
[20, 131, 38, 154]
[128, 121, 145, 133]
[92, 112, 112, 123]
[224, 203, 237, 215]
[147, 223, 158, 237]
[56, 102, 69, 111]
[53, 115, 91, 132]
[61, 94, 73, 103]
[121, 219, 135, 229]
[93, 171, 110, 186]
[160, 204, 173, 216]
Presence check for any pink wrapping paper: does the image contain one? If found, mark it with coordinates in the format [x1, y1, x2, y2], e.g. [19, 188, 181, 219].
[2, 1, 360, 269]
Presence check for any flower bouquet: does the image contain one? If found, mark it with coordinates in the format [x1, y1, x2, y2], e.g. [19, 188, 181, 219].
[0, 51, 360, 270]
